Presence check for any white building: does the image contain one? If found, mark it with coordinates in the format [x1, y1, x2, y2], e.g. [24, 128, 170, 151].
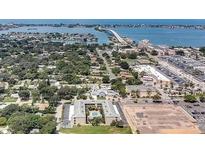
[90, 85, 119, 101]
[134, 65, 172, 88]
[70, 100, 121, 126]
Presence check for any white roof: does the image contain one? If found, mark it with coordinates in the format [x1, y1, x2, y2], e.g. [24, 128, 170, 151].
[73, 100, 120, 118]
[69, 105, 74, 121]
[134, 65, 170, 82]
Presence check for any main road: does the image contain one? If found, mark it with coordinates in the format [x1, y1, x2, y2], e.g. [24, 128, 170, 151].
[96, 49, 117, 80]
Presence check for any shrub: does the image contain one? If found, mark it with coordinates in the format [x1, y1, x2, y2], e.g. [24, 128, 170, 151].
[0, 117, 7, 126]
[184, 95, 197, 103]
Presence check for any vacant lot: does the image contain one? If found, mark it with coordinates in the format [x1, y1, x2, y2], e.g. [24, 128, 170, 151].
[122, 103, 201, 134]
[60, 126, 132, 134]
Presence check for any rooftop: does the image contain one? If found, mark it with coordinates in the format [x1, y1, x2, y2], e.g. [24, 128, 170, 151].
[91, 85, 119, 97]
[73, 100, 120, 118]
[134, 65, 171, 82]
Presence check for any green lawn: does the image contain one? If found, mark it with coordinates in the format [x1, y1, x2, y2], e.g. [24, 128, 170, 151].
[97, 96, 106, 100]
[60, 126, 132, 134]
[3, 97, 18, 102]
[125, 59, 137, 65]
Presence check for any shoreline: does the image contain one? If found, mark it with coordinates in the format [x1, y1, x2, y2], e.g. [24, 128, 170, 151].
[1, 23, 205, 30]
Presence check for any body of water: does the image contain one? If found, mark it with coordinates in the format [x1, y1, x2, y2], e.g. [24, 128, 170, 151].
[0, 19, 205, 47]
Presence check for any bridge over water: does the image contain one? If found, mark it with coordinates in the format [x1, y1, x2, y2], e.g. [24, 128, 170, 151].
[98, 27, 128, 45]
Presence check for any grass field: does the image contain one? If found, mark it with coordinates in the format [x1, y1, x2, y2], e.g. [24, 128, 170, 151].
[60, 126, 132, 134]
[3, 97, 17, 103]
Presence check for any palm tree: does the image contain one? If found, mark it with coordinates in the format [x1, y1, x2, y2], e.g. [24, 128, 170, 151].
[152, 94, 161, 102]
[147, 89, 151, 98]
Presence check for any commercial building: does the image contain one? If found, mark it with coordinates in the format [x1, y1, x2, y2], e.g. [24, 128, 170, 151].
[156, 65, 186, 88]
[134, 65, 172, 88]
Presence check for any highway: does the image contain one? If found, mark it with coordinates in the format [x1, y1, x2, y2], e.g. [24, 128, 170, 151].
[108, 29, 128, 45]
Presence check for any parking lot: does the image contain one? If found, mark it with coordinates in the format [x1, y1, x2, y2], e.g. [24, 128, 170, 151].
[160, 56, 205, 82]
[62, 104, 71, 128]
[178, 101, 205, 132]
[156, 65, 186, 85]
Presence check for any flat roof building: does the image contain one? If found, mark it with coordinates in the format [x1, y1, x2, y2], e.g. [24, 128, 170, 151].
[70, 100, 120, 126]
[134, 65, 172, 88]
[134, 65, 171, 82]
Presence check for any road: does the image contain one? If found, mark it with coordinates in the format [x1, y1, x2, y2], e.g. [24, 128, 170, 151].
[97, 49, 117, 80]
[55, 104, 63, 130]
[114, 101, 129, 127]
[157, 88, 173, 103]
[61, 104, 70, 128]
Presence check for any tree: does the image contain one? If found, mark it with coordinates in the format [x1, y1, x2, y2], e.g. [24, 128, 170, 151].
[126, 78, 142, 85]
[7, 114, 39, 134]
[199, 47, 205, 56]
[184, 95, 197, 103]
[102, 53, 110, 59]
[31, 90, 40, 104]
[18, 90, 30, 101]
[20, 104, 38, 113]
[126, 78, 135, 85]
[49, 95, 60, 107]
[115, 120, 124, 128]
[147, 89, 151, 98]
[100, 65, 106, 70]
[132, 71, 139, 79]
[77, 94, 87, 100]
[110, 120, 117, 126]
[102, 75, 110, 83]
[7, 113, 56, 134]
[0, 117, 7, 126]
[96, 57, 104, 65]
[120, 61, 129, 70]
[0, 104, 20, 118]
[57, 86, 78, 100]
[90, 117, 102, 126]
[39, 115, 55, 127]
[111, 78, 126, 97]
[40, 121, 56, 134]
[110, 120, 123, 128]
[199, 95, 205, 102]
[112, 51, 119, 57]
[151, 50, 158, 56]
[112, 67, 121, 75]
[0, 86, 5, 94]
[176, 50, 185, 56]
[128, 53, 137, 59]
[40, 86, 57, 100]
[120, 53, 127, 59]
[152, 94, 161, 102]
